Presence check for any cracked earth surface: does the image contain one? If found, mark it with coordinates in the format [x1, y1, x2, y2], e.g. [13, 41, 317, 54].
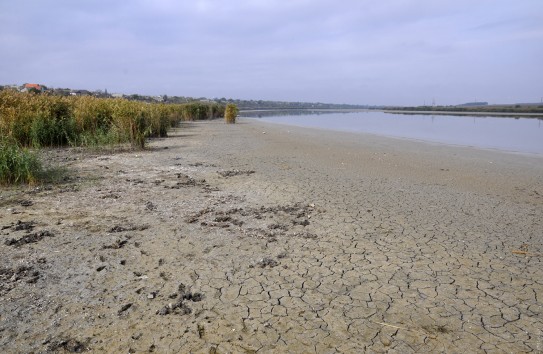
[1, 119, 542, 353]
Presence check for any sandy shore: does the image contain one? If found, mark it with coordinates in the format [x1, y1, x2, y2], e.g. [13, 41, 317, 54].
[1, 118, 542, 353]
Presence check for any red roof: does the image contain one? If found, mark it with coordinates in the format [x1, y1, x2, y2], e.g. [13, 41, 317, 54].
[24, 83, 42, 90]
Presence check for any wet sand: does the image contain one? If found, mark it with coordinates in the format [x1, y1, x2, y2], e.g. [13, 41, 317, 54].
[1, 118, 542, 353]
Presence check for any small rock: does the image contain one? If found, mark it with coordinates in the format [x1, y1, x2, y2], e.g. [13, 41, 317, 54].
[118, 303, 133, 315]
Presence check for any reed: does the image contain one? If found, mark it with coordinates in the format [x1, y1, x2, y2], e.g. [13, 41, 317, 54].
[0, 137, 42, 185]
[224, 103, 238, 124]
[181, 102, 224, 121]
[0, 90, 227, 184]
[0, 91, 208, 149]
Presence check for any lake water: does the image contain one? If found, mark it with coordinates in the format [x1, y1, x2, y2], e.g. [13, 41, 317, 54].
[242, 111, 543, 155]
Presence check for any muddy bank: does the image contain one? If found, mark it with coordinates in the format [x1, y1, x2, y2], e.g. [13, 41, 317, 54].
[1, 119, 542, 353]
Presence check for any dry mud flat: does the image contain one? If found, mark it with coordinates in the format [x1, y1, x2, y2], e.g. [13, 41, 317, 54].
[1, 119, 542, 353]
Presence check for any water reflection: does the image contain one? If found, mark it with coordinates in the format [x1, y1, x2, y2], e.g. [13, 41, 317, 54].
[243, 110, 543, 154]
[239, 109, 355, 118]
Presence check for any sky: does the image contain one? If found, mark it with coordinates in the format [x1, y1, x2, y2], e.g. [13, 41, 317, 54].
[1, 1, 542, 106]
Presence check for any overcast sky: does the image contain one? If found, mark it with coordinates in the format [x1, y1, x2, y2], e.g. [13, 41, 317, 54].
[1, 1, 542, 105]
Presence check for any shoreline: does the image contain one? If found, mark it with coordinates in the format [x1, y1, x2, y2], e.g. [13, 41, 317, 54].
[240, 108, 543, 118]
[383, 109, 543, 117]
[1, 119, 542, 352]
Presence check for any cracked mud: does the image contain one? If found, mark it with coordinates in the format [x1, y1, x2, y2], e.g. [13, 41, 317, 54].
[0, 120, 542, 353]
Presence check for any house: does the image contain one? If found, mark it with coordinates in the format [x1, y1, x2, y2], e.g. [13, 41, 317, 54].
[69, 90, 91, 96]
[22, 83, 45, 92]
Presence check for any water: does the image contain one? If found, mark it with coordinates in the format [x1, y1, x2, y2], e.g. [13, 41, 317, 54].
[242, 110, 543, 155]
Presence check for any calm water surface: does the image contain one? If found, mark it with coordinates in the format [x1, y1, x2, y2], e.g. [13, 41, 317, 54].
[244, 111, 543, 155]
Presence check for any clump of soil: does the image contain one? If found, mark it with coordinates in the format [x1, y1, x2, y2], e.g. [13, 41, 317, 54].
[4, 230, 54, 247]
[157, 283, 204, 316]
[108, 224, 149, 233]
[217, 170, 255, 178]
[257, 257, 279, 268]
[47, 338, 87, 353]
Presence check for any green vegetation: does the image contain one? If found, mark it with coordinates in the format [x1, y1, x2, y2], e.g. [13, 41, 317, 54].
[0, 90, 225, 184]
[224, 104, 238, 124]
[0, 138, 42, 185]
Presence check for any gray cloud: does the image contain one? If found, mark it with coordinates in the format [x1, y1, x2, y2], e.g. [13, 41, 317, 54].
[1, 0, 542, 105]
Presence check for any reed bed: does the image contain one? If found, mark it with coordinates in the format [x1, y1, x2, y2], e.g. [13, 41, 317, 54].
[0, 90, 225, 149]
[0, 90, 229, 184]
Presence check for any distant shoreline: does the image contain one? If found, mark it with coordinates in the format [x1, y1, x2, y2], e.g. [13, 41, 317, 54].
[383, 109, 543, 118]
[240, 108, 543, 118]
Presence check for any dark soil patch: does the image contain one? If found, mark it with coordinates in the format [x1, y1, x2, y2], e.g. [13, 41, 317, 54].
[217, 170, 255, 178]
[156, 283, 204, 316]
[13, 220, 36, 231]
[4, 230, 54, 247]
[0, 265, 40, 296]
[47, 338, 87, 353]
[109, 224, 149, 233]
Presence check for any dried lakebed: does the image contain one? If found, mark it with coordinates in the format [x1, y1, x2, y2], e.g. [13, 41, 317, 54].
[0, 119, 542, 353]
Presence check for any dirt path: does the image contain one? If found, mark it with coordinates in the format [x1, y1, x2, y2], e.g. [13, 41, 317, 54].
[1, 119, 542, 353]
